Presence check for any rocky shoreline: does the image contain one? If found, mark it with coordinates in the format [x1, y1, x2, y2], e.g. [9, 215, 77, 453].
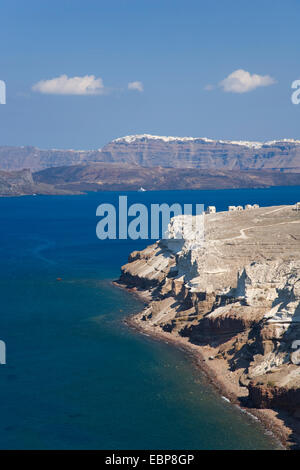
[115, 205, 300, 449]
[114, 282, 293, 450]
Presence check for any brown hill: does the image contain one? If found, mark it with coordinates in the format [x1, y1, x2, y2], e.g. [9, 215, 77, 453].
[34, 163, 300, 192]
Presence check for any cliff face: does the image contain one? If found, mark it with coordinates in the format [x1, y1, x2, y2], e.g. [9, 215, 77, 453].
[119, 205, 300, 413]
[1, 136, 300, 196]
[248, 382, 300, 411]
[0, 146, 104, 172]
[1, 135, 300, 172]
[102, 135, 300, 172]
[0, 168, 82, 196]
[2, 134, 300, 196]
[0, 169, 36, 196]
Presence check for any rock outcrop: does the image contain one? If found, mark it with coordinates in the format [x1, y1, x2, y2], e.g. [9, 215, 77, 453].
[0, 169, 81, 196]
[118, 205, 300, 415]
[0, 169, 42, 196]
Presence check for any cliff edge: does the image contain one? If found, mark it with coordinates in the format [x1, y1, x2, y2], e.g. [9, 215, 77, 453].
[118, 204, 300, 447]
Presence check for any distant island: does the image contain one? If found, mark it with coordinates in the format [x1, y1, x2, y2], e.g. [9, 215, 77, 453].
[116, 204, 300, 449]
[0, 135, 300, 196]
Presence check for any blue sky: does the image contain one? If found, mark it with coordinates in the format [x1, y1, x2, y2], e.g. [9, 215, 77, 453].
[0, 0, 299, 149]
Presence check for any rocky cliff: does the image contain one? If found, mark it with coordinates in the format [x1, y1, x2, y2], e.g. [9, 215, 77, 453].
[0, 146, 104, 172]
[0, 169, 41, 196]
[102, 135, 300, 172]
[118, 205, 300, 425]
[2, 134, 300, 196]
[0, 169, 81, 196]
[1, 135, 300, 172]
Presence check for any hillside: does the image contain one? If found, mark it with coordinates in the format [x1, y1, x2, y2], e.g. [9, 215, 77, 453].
[34, 163, 300, 192]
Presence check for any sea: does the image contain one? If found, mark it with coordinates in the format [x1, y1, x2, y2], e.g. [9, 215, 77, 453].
[0, 185, 299, 449]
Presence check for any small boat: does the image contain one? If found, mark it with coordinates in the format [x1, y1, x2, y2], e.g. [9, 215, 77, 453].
[138, 187, 147, 192]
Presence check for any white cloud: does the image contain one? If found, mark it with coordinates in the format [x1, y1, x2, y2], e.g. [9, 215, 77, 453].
[219, 69, 276, 94]
[32, 74, 106, 95]
[128, 81, 144, 92]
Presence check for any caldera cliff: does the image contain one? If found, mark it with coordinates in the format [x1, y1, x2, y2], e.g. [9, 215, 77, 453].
[117, 204, 300, 447]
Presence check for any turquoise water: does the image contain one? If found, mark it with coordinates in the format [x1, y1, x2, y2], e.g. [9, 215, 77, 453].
[0, 186, 299, 449]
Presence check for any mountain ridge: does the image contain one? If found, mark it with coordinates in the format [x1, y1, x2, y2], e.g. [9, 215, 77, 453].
[112, 134, 300, 148]
[0, 134, 300, 172]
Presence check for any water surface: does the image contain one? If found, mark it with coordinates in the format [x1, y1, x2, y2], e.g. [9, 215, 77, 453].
[1, 187, 299, 449]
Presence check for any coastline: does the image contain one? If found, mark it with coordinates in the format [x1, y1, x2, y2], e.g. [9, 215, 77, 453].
[113, 281, 299, 450]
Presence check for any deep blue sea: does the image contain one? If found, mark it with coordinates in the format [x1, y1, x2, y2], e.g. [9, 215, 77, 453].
[0, 186, 299, 449]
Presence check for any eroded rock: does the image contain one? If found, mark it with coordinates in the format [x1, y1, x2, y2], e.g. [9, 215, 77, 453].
[119, 205, 300, 411]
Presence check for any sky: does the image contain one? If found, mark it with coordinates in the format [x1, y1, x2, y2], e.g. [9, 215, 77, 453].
[0, 0, 299, 149]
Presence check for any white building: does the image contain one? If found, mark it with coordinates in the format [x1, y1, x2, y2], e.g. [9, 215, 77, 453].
[228, 206, 237, 212]
[206, 206, 216, 214]
[253, 204, 260, 209]
[245, 204, 253, 210]
[236, 206, 243, 211]
[294, 202, 300, 211]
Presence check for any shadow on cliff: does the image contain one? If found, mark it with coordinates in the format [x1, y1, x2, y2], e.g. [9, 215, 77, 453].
[179, 314, 300, 449]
